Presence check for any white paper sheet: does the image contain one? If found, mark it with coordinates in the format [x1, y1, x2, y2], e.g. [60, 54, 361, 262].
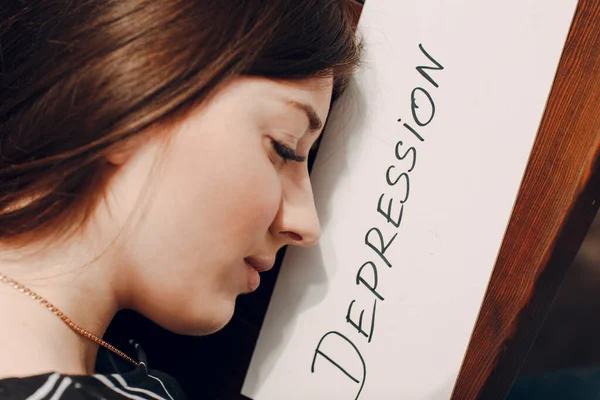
[242, 0, 578, 398]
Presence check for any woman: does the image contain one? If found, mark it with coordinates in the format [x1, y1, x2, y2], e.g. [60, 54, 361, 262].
[0, 0, 363, 398]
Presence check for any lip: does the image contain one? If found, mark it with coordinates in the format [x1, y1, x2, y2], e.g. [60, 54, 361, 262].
[244, 256, 276, 273]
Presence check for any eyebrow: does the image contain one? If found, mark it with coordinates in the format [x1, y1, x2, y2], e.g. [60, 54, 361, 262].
[285, 100, 323, 134]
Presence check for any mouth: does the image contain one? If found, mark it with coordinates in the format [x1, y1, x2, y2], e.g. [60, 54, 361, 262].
[243, 256, 276, 273]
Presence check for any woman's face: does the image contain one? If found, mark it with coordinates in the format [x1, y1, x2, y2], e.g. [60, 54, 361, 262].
[106, 76, 332, 335]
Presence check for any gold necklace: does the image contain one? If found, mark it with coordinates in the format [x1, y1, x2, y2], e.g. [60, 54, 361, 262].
[0, 272, 139, 368]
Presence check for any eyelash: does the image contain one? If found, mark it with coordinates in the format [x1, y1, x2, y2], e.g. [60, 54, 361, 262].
[271, 140, 306, 163]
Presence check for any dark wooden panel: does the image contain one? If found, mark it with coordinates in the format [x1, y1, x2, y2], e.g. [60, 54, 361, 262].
[451, 0, 600, 398]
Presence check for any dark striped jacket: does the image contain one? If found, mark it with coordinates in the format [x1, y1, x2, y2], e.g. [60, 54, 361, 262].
[0, 342, 187, 400]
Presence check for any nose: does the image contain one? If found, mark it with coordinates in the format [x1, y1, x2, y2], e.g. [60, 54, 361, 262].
[271, 176, 321, 248]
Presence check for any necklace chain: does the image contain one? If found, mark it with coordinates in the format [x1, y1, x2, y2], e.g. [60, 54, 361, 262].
[0, 272, 139, 368]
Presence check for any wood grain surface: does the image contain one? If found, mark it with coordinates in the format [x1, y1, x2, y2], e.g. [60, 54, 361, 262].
[451, 0, 600, 398]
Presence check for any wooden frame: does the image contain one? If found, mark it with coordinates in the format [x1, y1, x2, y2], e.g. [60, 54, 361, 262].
[452, 0, 600, 398]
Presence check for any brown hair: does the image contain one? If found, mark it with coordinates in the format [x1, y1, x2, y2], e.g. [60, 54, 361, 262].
[0, 0, 363, 247]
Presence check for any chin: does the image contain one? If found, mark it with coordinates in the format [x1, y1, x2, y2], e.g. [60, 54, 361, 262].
[157, 302, 236, 336]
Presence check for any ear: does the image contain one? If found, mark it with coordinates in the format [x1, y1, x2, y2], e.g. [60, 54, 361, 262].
[104, 136, 143, 166]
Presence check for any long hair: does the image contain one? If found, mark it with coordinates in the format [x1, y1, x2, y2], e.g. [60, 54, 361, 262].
[0, 0, 363, 246]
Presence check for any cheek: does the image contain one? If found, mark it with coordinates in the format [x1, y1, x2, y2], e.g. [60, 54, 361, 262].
[118, 146, 283, 321]
[235, 161, 282, 229]
[208, 138, 283, 236]
[149, 132, 282, 255]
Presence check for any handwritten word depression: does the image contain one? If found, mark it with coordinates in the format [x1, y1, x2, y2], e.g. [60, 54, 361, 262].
[310, 44, 444, 399]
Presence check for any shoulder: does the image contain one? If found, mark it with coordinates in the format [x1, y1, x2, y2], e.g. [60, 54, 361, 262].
[0, 363, 188, 400]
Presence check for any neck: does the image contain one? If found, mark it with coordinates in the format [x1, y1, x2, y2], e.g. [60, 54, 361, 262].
[0, 238, 121, 379]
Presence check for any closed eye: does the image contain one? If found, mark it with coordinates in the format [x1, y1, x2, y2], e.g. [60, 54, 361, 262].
[271, 140, 306, 162]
